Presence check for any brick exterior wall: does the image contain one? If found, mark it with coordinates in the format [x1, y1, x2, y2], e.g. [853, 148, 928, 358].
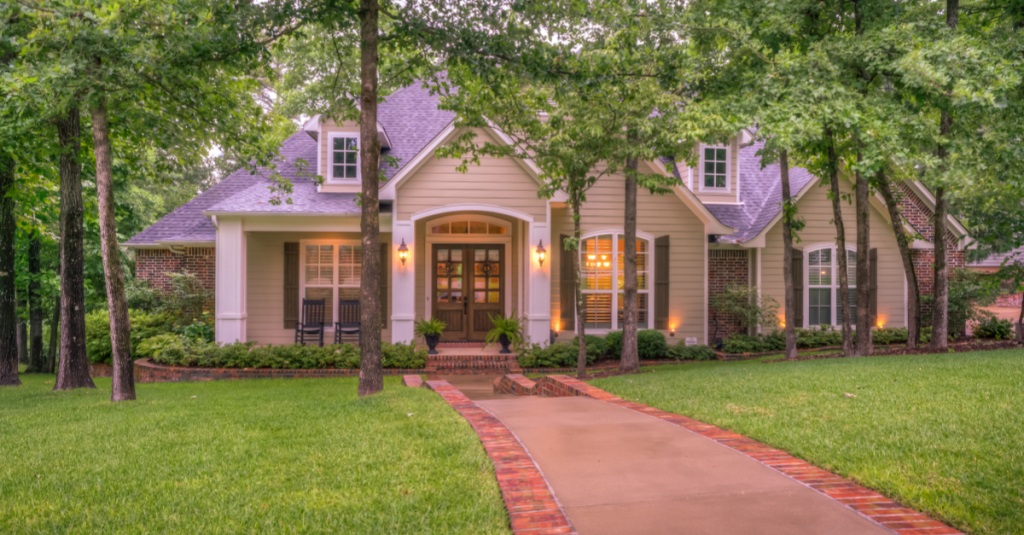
[135, 247, 215, 293]
[995, 293, 1023, 308]
[708, 248, 751, 340]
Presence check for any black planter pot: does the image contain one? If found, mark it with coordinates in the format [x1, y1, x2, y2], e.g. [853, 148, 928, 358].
[425, 333, 441, 355]
[498, 333, 512, 354]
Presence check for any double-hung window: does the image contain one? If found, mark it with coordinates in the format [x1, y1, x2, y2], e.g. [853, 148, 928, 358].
[302, 241, 363, 326]
[579, 234, 651, 331]
[330, 134, 359, 182]
[700, 145, 729, 190]
[806, 246, 857, 326]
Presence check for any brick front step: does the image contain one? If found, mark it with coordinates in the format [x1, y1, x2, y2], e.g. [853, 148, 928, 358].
[426, 354, 521, 373]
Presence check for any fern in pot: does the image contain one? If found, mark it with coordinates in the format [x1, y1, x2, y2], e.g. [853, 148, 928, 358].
[414, 317, 446, 355]
[485, 314, 524, 354]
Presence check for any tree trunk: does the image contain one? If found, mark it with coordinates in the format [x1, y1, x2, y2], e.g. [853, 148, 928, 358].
[91, 97, 135, 401]
[620, 142, 640, 373]
[877, 175, 919, 348]
[357, 0, 383, 397]
[572, 197, 588, 378]
[855, 159, 872, 356]
[47, 294, 59, 374]
[26, 232, 46, 373]
[54, 109, 94, 391]
[931, 0, 957, 350]
[17, 320, 28, 365]
[826, 129, 853, 356]
[0, 153, 20, 386]
[780, 151, 798, 360]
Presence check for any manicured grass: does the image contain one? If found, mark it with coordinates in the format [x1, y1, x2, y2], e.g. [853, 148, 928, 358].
[0, 375, 508, 534]
[592, 349, 1024, 535]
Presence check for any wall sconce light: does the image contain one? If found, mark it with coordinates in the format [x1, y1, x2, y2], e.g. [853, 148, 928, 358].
[397, 239, 409, 266]
[670, 326, 676, 337]
[536, 240, 546, 267]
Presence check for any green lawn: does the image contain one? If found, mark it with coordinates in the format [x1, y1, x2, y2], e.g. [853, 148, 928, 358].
[0, 375, 508, 534]
[592, 349, 1024, 535]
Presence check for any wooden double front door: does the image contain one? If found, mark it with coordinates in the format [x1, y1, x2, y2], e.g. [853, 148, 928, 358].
[433, 245, 505, 341]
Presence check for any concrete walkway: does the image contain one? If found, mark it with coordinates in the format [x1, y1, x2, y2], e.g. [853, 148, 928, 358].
[471, 392, 892, 535]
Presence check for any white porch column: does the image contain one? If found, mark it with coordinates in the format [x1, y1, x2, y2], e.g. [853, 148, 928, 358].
[526, 221, 552, 345]
[391, 219, 416, 343]
[215, 218, 247, 344]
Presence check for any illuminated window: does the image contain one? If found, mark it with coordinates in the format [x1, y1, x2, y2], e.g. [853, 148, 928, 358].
[579, 234, 650, 330]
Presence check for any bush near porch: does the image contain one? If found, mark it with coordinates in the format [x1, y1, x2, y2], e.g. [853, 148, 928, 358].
[591, 349, 1024, 535]
[147, 339, 427, 370]
[0, 375, 508, 533]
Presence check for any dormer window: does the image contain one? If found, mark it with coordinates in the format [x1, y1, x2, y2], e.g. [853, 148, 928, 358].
[700, 145, 729, 191]
[330, 133, 359, 182]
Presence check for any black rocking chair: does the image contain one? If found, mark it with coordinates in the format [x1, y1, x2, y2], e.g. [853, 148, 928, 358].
[295, 298, 326, 346]
[334, 299, 361, 345]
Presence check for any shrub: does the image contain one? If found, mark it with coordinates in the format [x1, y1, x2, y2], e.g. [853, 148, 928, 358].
[146, 340, 422, 369]
[518, 342, 596, 368]
[637, 330, 669, 360]
[721, 334, 768, 354]
[163, 272, 213, 326]
[872, 327, 909, 346]
[136, 334, 185, 360]
[571, 335, 608, 362]
[921, 268, 998, 339]
[86, 309, 176, 364]
[125, 277, 162, 312]
[711, 285, 780, 334]
[667, 343, 716, 361]
[603, 331, 623, 359]
[179, 318, 215, 343]
[974, 315, 1014, 340]
[795, 327, 843, 349]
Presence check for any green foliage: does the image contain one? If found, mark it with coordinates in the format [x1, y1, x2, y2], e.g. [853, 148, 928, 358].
[922, 269, 999, 338]
[484, 314, 525, 348]
[603, 330, 623, 359]
[974, 316, 1014, 340]
[162, 273, 213, 327]
[518, 342, 597, 369]
[124, 278, 162, 312]
[180, 320, 215, 343]
[871, 328, 910, 346]
[135, 334, 184, 361]
[413, 317, 446, 337]
[149, 339, 426, 370]
[85, 309, 174, 364]
[637, 330, 669, 360]
[721, 333, 783, 355]
[711, 286, 780, 334]
[667, 343, 717, 361]
[571, 335, 608, 362]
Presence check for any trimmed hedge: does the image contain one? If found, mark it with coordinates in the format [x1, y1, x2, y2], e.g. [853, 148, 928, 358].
[667, 343, 717, 361]
[518, 342, 598, 368]
[974, 316, 1014, 340]
[86, 309, 176, 364]
[149, 339, 426, 369]
[720, 327, 924, 354]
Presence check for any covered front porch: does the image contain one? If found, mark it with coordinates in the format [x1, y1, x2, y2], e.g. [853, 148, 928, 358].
[213, 207, 552, 346]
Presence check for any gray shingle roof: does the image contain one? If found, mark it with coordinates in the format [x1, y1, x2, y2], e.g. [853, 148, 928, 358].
[129, 82, 827, 248]
[707, 141, 818, 243]
[971, 246, 1024, 268]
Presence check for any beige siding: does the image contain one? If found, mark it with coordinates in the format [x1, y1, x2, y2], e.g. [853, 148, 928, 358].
[246, 231, 392, 345]
[396, 128, 547, 222]
[318, 119, 360, 182]
[761, 179, 906, 328]
[550, 166, 708, 342]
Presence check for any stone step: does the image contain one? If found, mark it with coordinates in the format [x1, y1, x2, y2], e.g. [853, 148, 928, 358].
[426, 353, 521, 373]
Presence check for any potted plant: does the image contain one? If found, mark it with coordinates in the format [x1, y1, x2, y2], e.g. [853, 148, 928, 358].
[414, 317, 446, 355]
[485, 314, 524, 354]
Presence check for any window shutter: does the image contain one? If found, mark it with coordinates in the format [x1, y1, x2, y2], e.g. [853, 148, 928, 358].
[284, 242, 300, 329]
[793, 249, 804, 328]
[869, 248, 878, 327]
[654, 236, 670, 330]
[380, 243, 389, 329]
[559, 235, 575, 331]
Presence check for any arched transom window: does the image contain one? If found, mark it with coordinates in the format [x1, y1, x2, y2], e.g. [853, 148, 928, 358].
[806, 245, 857, 326]
[430, 219, 508, 236]
[580, 233, 650, 330]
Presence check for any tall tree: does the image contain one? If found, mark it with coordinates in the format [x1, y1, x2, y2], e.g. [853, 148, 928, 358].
[0, 153, 17, 386]
[779, 151, 799, 360]
[25, 232, 45, 373]
[53, 108, 94, 391]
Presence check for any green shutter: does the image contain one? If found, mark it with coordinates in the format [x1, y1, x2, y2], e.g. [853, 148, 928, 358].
[654, 236, 670, 330]
[284, 242, 300, 329]
[559, 234, 575, 331]
[793, 249, 804, 328]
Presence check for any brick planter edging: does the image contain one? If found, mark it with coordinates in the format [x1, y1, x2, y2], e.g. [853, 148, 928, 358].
[542, 375, 963, 535]
[131, 359, 425, 383]
[494, 374, 538, 396]
[424, 380, 576, 535]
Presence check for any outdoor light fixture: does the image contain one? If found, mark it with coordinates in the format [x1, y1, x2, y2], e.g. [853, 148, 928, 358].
[536, 240, 547, 267]
[397, 239, 409, 266]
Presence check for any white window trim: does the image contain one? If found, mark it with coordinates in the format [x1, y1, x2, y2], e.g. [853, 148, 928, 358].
[698, 143, 731, 193]
[803, 243, 858, 328]
[299, 239, 363, 330]
[577, 230, 654, 334]
[327, 132, 360, 183]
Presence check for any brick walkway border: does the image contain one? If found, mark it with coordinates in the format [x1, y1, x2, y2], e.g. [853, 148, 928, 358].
[538, 375, 962, 535]
[406, 376, 575, 535]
